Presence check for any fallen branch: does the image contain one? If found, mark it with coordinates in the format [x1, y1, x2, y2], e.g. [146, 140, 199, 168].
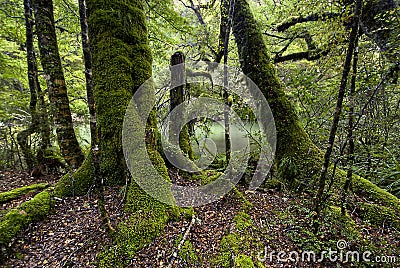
[167, 214, 196, 268]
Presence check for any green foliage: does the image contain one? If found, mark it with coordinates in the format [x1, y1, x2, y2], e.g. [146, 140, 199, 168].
[0, 183, 49, 203]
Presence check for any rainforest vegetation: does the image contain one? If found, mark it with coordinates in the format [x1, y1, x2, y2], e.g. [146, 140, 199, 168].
[0, 0, 399, 267]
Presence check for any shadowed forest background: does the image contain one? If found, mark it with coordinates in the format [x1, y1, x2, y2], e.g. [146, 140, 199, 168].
[0, 0, 399, 267]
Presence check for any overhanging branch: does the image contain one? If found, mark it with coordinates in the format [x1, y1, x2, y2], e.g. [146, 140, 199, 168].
[276, 12, 340, 32]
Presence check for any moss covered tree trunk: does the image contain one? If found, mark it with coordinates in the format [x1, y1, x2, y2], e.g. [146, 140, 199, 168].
[232, 0, 322, 185]
[231, 0, 400, 224]
[56, 0, 171, 196]
[32, 0, 84, 168]
[56, 0, 175, 263]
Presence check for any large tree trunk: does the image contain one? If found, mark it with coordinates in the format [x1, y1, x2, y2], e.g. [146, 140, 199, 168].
[232, 0, 400, 219]
[232, 0, 322, 186]
[32, 0, 84, 168]
[56, 1, 174, 262]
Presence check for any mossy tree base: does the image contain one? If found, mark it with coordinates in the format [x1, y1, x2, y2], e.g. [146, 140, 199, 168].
[54, 153, 94, 197]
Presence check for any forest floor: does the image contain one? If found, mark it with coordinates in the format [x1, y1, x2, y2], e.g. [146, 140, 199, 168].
[0, 169, 399, 267]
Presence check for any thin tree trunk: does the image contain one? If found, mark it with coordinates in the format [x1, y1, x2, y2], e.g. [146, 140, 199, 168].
[17, 0, 41, 171]
[222, 0, 235, 162]
[32, 0, 84, 168]
[215, 0, 230, 63]
[170, 52, 193, 159]
[341, 29, 360, 215]
[313, 0, 362, 228]
[9, 126, 24, 169]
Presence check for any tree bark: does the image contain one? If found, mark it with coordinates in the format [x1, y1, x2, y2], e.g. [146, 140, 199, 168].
[342, 28, 360, 215]
[232, 0, 322, 185]
[32, 0, 84, 168]
[231, 0, 400, 219]
[170, 52, 193, 159]
[215, 0, 230, 63]
[77, 0, 113, 231]
[56, 0, 170, 198]
[17, 0, 43, 171]
[314, 0, 362, 226]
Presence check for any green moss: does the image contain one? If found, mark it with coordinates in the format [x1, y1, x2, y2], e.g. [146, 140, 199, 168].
[232, 0, 323, 188]
[98, 144, 177, 267]
[54, 153, 94, 197]
[325, 206, 360, 241]
[0, 183, 49, 203]
[233, 212, 252, 231]
[191, 170, 223, 185]
[215, 233, 246, 267]
[232, 1, 400, 227]
[0, 191, 51, 250]
[262, 179, 282, 190]
[232, 188, 253, 210]
[235, 254, 254, 267]
[357, 202, 400, 229]
[98, 181, 173, 267]
[352, 174, 400, 212]
[57, 0, 154, 196]
[179, 125, 194, 160]
[256, 261, 266, 268]
[178, 240, 199, 265]
[111, 145, 174, 262]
